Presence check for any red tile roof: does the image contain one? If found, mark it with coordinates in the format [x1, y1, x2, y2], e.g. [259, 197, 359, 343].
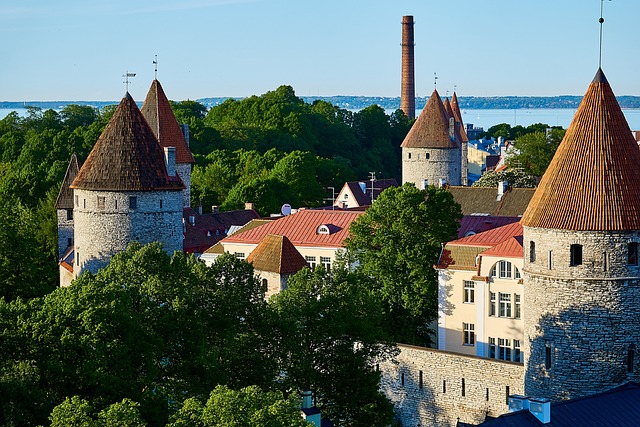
[182, 207, 261, 253]
[401, 89, 456, 149]
[71, 93, 184, 192]
[222, 209, 364, 248]
[521, 69, 640, 231]
[479, 236, 523, 258]
[141, 80, 195, 164]
[55, 152, 80, 209]
[247, 234, 308, 274]
[450, 92, 469, 143]
[457, 215, 522, 239]
[449, 221, 523, 247]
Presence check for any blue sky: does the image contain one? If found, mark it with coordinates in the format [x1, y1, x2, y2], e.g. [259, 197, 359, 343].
[1, 0, 638, 101]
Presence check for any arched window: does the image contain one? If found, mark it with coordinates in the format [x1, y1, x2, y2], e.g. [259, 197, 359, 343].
[490, 260, 513, 279]
[316, 225, 330, 235]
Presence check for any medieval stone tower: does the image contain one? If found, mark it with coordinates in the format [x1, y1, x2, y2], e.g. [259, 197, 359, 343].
[521, 68, 640, 400]
[69, 92, 184, 280]
[55, 152, 79, 259]
[400, 89, 462, 187]
[450, 92, 469, 186]
[141, 79, 195, 208]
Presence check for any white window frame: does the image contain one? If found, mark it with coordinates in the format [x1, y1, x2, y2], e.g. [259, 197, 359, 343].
[514, 339, 522, 363]
[320, 256, 331, 272]
[463, 322, 475, 346]
[234, 252, 246, 260]
[489, 292, 496, 317]
[489, 337, 496, 358]
[499, 293, 512, 317]
[463, 280, 475, 304]
[498, 338, 511, 361]
[514, 294, 521, 319]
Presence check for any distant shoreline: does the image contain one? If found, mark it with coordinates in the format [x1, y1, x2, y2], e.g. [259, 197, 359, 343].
[2, 95, 640, 112]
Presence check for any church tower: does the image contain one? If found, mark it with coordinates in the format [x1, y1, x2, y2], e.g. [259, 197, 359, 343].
[401, 89, 461, 188]
[521, 69, 640, 400]
[70, 92, 184, 279]
[141, 80, 195, 208]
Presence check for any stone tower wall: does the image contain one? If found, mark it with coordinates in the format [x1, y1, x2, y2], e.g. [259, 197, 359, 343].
[380, 344, 524, 426]
[56, 209, 74, 257]
[461, 141, 469, 186]
[402, 146, 461, 188]
[523, 226, 640, 400]
[176, 162, 191, 208]
[73, 188, 183, 278]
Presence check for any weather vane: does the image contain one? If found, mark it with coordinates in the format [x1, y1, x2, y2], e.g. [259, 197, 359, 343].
[434, 72, 438, 89]
[453, 84, 457, 93]
[599, 0, 611, 68]
[123, 71, 136, 92]
[153, 55, 158, 80]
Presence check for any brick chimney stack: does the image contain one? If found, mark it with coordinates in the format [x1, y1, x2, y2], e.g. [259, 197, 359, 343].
[401, 15, 416, 120]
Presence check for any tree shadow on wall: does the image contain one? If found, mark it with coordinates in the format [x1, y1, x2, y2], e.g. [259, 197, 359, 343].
[527, 303, 636, 401]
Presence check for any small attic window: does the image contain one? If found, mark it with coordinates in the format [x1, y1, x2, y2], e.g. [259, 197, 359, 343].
[317, 224, 331, 235]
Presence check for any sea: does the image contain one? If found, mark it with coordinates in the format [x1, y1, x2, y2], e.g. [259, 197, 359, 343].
[2, 107, 640, 132]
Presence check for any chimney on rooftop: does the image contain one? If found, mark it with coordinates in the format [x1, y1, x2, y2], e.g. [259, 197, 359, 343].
[212, 205, 219, 214]
[497, 181, 508, 201]
[164, 146, 176, 177]
[508, 395, 551, 424]
[245, 202, 255, 211]
[401, 15, 415, 120]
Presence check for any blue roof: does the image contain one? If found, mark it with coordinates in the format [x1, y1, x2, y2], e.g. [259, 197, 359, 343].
[462, 382, 640, 427]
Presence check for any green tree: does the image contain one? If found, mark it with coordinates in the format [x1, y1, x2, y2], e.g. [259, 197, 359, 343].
[505, 129, 564, 176]
[168, 385, 310, 427]
[270, 267, 397, 427]
[222, 177, 291, 216]
[472, 169, 537, 188]
[50, 397, 146, 427]
[346, 183, 462, 345]
[269, 150, 324, 207]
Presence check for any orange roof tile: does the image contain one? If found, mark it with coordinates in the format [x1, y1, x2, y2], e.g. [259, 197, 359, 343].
[443, 98, 454, 119]
[449, 222, 523, 247]
[521, 69, 640, 230]
[141, 80, 195, 164]
[247, 234, 308, 274]
[401, 89, 456, 149]
[71, 93, 184, 192]
[55, 152, 80, 209]
[222, 209, 364, 248]
[479, 236, 523, 258]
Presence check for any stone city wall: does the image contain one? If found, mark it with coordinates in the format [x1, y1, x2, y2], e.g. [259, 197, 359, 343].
[380, 344, 524, 427]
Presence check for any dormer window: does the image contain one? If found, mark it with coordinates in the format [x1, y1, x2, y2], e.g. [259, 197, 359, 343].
[317, 224, 330, 235]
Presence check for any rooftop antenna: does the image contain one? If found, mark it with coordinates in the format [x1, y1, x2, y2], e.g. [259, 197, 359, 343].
[599, 0, 611, 68]
[123, 71, 136, 92]
[153, 55, 158, 80]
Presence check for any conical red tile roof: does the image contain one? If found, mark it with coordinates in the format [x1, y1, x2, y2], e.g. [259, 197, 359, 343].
[55, 152, 80, 209]
[71, 93, 183, 192]
[521, 69, 640, 230]
[401, 89, 456, 149]
[247, 234, 308, 274]
[451, 92, 469, 143]
[141, 80, 194, 164]
[443, 97, 454, 119]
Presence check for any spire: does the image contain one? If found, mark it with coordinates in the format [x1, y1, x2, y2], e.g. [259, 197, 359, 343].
[401, 89, 456, 149]
[71, 93, 184, 192]
[55, 152, 80, 209]
[451, 92, 469, 143]
[141, 80, 195, 164]
[443, 98, 454, 120]
[521, 68, 640, 230]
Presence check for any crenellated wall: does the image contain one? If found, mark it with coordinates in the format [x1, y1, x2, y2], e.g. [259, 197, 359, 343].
[380, 344, 524, 427]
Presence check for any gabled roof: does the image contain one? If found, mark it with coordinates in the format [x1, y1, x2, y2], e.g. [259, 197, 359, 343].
[457, 215, 522, 239]
[55, 152, 80, 209]
[521, 68, 640, 231]
[437, 222, 522, 269]
[246, 234, 308, 274]
[336, 179, 399, 207]
[470, 382, 640, 427]
[451, 92, 469, 143]
[71, 93, 184, 192]
[221, 209, 364, 248]
[183, 207, 261, 254]
[141, 80, 195, 164]
[448, 187, 535, 217]
[401, 89, 456, 149]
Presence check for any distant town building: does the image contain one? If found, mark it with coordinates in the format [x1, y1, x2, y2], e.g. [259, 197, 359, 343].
[333, 178, 398, 209]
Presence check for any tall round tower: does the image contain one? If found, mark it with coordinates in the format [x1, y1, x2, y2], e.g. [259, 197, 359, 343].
[521, 69, 640, 400]
[70, 93, 184, 278]
[141, 80, 195, 208]
[401, 15, 416, 120]
[401, 89, 461, 188]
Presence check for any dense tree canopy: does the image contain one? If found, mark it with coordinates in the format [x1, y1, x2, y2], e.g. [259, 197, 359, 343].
[346, 183, 462, 346]
[472, 168, 537, 188]
[505, 129, 565, 177]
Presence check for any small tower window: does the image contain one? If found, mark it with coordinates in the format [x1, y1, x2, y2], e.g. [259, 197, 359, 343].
[545, 343, 553, 369]
[570, 244, 583, 266]
[115, 199, 118, 209]
[97, 196, 105, 210]
[129, 196, 137, 209]
[628, 344, 636, 373]
[548, 250, 553, 270]
[425, 152, 430, 159]
[75, 195, 79, 207]
[160, 199, 163, 209]
[261, 278, 268, 289]
[66, 209, 73, 220]
[629, 243, 638, 265]
[408, 152, 412, 159]
[529, 241, 536, 262]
